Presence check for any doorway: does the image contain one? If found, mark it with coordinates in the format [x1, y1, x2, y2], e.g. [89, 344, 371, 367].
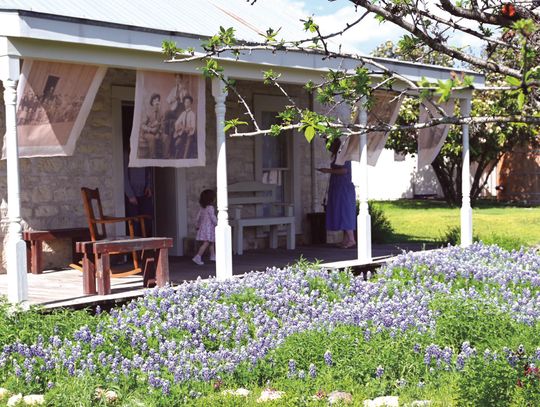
[121, 102, 155, 236]
[117, 95, 187, 255]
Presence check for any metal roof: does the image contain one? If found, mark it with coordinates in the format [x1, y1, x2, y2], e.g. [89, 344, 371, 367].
[0, 0, 310, 43]
[0, 0, 485, 87]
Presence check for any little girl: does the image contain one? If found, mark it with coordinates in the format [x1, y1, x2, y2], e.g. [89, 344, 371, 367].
[192, 189, 217, 265]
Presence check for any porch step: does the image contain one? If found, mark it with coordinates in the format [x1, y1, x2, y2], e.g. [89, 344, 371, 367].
[321, 255, 393, 276]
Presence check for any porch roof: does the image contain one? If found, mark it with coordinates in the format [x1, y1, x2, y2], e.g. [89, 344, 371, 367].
[0, 0, 485, 87]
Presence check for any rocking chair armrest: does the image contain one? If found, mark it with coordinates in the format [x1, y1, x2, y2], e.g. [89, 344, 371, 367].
[93, 217, 131, 225]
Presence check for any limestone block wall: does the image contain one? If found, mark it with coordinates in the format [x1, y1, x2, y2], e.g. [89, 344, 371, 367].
[0, 69, 135, 273]
[0, 71, 321, 272]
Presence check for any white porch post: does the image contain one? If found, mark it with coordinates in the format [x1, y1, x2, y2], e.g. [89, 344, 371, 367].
[460, 96, 473, 247]
[1, 50, 28, 303]
[211, 77, 232, 279]
[357, 98, 372, 262]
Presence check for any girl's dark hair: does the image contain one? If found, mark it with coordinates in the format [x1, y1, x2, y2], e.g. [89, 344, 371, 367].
[199, 189, 216, 208]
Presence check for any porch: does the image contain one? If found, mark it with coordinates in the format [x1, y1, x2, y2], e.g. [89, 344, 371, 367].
[0, 242, 428, 309]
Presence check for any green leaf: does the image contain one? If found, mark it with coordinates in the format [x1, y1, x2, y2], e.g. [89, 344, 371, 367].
[505, 76, 521, 87]
[517, 91, 525, 110]
[304, 126, 316, 142]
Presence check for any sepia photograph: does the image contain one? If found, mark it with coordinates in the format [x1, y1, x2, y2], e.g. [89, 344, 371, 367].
[14, 59, 106, 157]
[129, 71, 205, 168]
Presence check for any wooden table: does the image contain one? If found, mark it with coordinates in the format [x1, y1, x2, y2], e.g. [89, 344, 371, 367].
[76, 237, 173, 295]
[23, 228, 91, 274]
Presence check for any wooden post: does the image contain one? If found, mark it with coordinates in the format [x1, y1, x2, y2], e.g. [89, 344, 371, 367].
[95, 253, 111, 295]
[82, 252, 97, 295]
[460, 96, 473, 247]
[1, 45, 28, 303]
[211, 78, 233, 280]
[357, 97, 372, 263]
[156, 247, 169, 287]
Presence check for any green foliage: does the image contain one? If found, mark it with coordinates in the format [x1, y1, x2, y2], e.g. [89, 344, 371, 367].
[201, 59, 224, 78]
[223, 118, 248, 133]
[0, 299, 98, 347]
[480, 234, 527, 251]
[376, 39, 540, 205]
[202, 26, 237, 50]
[438, 226, 480, 246]
[262, 69, 281, 85]
[456, 356, 518, 406]
[365, 201, 395, 243]
[302, 17, 319, 34]
[299, 110, 327, 142]
[260, 27, 281, 43]
[432, 297, 520, 350]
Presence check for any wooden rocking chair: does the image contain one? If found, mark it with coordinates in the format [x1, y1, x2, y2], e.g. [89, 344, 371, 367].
[71, 187, 150, 278]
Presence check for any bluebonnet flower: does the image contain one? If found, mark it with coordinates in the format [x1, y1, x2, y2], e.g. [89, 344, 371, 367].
[375, 365, 384, 378]
[309, 363, 317, 379]
[324, 350, 333, 366]
[288, 359, 296, 377]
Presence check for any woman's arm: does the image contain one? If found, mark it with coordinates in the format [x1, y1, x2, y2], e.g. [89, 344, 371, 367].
[317, 167, 348, 175]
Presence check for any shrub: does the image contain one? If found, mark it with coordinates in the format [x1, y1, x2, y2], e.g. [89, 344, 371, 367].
[481, 233, 527, 251]
[438, 226, 479, 246]
[456, 355, 518, 406]
[357, 201, 394, 243]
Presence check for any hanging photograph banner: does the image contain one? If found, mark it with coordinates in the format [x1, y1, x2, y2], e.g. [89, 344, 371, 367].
[334, 91, 403, 166]
[8, 59, 107, 158]
[129, 71, 206, 168]
[417, 99, 454, 167]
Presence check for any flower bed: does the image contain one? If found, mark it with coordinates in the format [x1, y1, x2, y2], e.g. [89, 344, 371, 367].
[0, 243, 539, 405]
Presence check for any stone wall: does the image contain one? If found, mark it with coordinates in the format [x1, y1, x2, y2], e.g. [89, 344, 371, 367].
[0, 71, 325, 271]
[0, 69, 135, 272]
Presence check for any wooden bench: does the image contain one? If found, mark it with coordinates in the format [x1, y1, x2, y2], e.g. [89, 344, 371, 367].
[76, 237, 173, 295]
[23, 228, 91, 274]
[228, 181, 295, 255]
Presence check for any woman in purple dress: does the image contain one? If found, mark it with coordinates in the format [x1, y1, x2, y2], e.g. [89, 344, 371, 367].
[317, 138, 356, 248]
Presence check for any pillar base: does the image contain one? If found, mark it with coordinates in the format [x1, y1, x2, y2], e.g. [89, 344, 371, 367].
[357, 211, 372, 263]
[6, 238, 28, 303]
[215, 223, 233, 280]
[460, 206, 473, 247]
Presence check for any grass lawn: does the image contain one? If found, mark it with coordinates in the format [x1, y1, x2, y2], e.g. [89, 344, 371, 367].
[374, 199, 540, 246]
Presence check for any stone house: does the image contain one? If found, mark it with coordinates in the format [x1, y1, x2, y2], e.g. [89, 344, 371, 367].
[0, 0, 484, 297]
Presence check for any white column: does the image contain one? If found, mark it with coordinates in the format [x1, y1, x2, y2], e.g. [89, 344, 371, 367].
[357, 99, 372, 262]
[211, 78, 232, 279]
[1, 55, 28, 303]
[460, 96, 473, 247]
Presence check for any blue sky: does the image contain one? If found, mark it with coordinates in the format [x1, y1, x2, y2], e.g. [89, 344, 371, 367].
[268, 0, 481, 55]
[269, 0, 406, 54]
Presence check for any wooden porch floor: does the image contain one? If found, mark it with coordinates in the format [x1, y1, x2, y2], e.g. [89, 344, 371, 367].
[0, 243, 429, 310]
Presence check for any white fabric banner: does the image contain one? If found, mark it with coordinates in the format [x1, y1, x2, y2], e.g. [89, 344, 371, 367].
[129, 71, 206, 168]
[7, 59, 106, 158]
[334, 91, 403, 166]
[417, 99, 454, 167]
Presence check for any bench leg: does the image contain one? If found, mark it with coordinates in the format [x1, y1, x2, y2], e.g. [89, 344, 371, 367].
[82, 253, 97, 295]
[287, 223, 296, 250]
[30, 240, 43, 274]
[156, 248, 169, 287]
[235, 225, 244, 255]
[96, 253, 111, 295]
[269, 226, 278, 249]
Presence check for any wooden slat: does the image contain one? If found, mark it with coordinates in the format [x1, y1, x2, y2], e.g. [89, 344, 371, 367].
[23, 228, 90, 240]
[93, 237, 173, 253]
